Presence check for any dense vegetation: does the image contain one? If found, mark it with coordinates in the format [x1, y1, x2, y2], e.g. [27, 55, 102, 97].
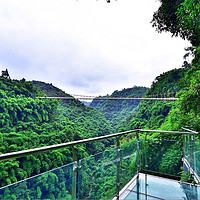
[0, 78, 115, 199]
[33, 81, 114, 149]
[90, 86, 148, 131]
[150, 0, 199, 133]
[0, 0, 199, 198]
[123, 0, 200, 189]
[125, 68, 187, 131]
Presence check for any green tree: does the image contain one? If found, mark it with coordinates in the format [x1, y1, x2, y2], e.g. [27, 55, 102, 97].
[151, 0, 199, 46]
[176, 0, 200, 47]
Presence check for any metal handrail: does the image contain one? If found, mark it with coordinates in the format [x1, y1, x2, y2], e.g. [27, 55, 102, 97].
[0, 130, 138, 162]
[140, 129, 192, 134]
[0, 129, 194, 162]
[0, 128, 199, 200]
[182, 127, 199, 135]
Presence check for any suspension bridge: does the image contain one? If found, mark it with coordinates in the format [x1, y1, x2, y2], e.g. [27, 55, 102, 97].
[38, 96, 179, 101]
[36, 90, 179, 101]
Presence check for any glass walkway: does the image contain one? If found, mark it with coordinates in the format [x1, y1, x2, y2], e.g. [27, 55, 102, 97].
[117, 173, 200, 200]
[0, 128, 199, 199]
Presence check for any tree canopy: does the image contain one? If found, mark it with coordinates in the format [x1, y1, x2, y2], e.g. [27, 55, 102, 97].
[152, 0, 200, 47]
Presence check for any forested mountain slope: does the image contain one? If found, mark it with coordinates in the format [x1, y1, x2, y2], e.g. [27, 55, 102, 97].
[90, 86, 148, 131]
[125, 0, 200, 134]
[0, 78, 113, 189]
[150, 0, 200, 132]
[32, 81, 114, 142]
[120, 66, 199, 188]
[125, 68, 188, 131]
[0, 0, 199, 198]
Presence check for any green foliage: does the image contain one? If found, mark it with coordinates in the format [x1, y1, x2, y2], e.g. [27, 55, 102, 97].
[179, 70, 200, 115]
[161, 50, 200, 132]
[151, 0, 199, 46]
[123, 63, 199, 185]
[0, 165, 73, 199]
[176, 0, 200, 47]
[90, 86, 148, 131]
[0, 48, 199, 198]
[180, 171, 195, 183]
[33, 81, 114, 154]
[0, 77, 38, 98]
[179, 48, 200, 116]
[125, 68, 186, 131]
[150, 0, 200, 132]
[158, 142, 183, 174]
[78, 142, 136, 200]
[0, 78, 114, 193]
[32, 80, 72, 98]
[0, 1, 196, 197]
[148, 68, 187, 95]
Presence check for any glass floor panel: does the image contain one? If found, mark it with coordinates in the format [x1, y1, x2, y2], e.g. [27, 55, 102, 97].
[119, 173, 200, 200]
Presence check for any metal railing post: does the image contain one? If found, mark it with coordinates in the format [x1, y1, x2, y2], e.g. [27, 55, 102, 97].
[144, 132, 148, 170]
[190, 135, 194, 174]
[136, 174, 140, 200]
[116, 136, 121, 200]
[144, 132, 148, 200]
[183, 133, 187, 159]
[136, 131, 140, 174]
[1, 128, 198, 200]
[136, 131, 140, 200]
[72, 146, 78, 200]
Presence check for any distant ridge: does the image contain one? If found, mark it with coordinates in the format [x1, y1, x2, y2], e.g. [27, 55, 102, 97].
[90, 86, 148, 131]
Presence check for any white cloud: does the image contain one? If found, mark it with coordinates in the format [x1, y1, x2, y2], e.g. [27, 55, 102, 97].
[0, 0, 190, 96]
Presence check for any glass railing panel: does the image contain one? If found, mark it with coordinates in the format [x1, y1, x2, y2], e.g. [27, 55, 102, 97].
[143, 139, 183, 177]
[188, 141, 195, 170]
[0, 162, 74, 199]
[120, 139, 138, 191]
[180, 182, 200, 200]
[184, 134, 200, 178]
[78, 146, 118, 200]
[194, 139, 200, 177]
[184, 135, 200, 174]
[184, 134, 191, 164]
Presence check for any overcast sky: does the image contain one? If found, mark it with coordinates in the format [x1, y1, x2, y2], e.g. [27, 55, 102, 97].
[0, 0, 191, 96]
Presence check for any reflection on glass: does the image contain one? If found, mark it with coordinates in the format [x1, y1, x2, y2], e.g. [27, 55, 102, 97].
[78, 140, 138, 199]
[184, 135, 200, 178]
[0, 162, 74, 199]
[1, 136, 200, 199]
[120, 173, 200, 200]
[78, 146, 118, 199]
[144, 139, 183, 177]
